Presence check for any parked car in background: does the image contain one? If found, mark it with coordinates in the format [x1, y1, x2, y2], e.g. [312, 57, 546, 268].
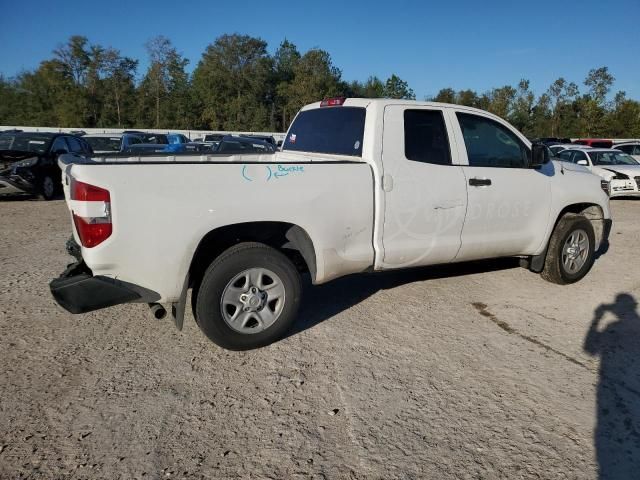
[548, 144, 591, 157]
[84, 133, 143, 154]
[573, 139, 613, 148]
[613, 142, 640, 162]
[203, 134, 225, 144]
[183, 142, 214, 153]
[0, 132, 91, 200]
[558, 148, 640, 197]
[123, 131, 169, 145]
[531, 137, 572, 145]
[167, 133, 191, 144]
[124, 143, 186, 154]
[214, 135, 276, 154]
[240, 134, 277, 148]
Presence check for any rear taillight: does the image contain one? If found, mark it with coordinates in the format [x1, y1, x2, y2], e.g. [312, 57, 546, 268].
[70, 179, 112, 248]
[320, 97, 346, 107]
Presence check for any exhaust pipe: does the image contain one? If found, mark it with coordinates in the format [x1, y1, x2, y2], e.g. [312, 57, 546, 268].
[149, 303, 167, 320]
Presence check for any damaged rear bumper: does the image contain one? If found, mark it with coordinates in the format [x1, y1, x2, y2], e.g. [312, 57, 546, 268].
[50, 260, 141, 314]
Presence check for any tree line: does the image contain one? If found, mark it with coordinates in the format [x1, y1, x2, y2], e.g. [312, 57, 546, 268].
[0, 34, 638, 138]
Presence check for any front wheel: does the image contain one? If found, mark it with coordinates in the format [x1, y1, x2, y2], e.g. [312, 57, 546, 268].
[541, 214, 596, 285]
[194, 242, 302, 350]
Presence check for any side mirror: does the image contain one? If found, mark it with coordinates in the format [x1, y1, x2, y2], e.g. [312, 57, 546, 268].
[577, 159, 589, 166]
[530, 143, 549, 168]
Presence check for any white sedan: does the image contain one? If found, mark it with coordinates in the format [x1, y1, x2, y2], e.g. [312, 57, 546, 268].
[557, 148, 640, 197]
[613, 142, 640, 162]
[548, 144, 591, 157]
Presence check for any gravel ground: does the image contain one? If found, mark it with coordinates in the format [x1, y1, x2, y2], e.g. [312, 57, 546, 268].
[1, 197, 639, 480]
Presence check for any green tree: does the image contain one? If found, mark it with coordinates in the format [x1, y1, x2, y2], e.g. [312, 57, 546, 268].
[582, 67, 615, 136]
[273, 39, 301, 131]
[383, 74, 415, 99]
[487, 85, 516, 119]
[530, 93, 552, 138]
[281, 48, 343, 126]
[509, 80, 535, 135]
[192, 34, 272, 130]
[546, 78, 579, 136]
[101, 48, 138, 127]
[138, 36, 190, 128]
[456, 89, 480, 107]
[606, 92, 640, 138]
[433, 88, 456, 104]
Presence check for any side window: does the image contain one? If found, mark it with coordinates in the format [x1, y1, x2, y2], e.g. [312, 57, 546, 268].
[404, 110, 452, 165]
[456, 113, 529, 168]
[51, 137, 69, 153]
[617, 145, 633, 154]
[66, 136, 83, 153]
[573, 151, 588, 164]
[80, 138, 92, 153]
[558, 150, 574, 162]
[634, 146, 640, 155]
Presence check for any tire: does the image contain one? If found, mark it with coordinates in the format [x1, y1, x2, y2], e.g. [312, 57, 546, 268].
[194, 242, 302, 350]
[541, 213, 596, 285]
[40, 174, 57, 200]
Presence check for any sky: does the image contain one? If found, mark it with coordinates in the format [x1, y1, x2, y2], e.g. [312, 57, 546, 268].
[1, 0, 639, 100]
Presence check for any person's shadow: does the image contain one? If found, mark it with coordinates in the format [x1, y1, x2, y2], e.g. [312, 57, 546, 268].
[584, 293, 640, 479]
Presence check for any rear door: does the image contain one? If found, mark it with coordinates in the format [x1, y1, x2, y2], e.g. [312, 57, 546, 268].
[380, 105, 467, 268]
[450, 111, 552, 260]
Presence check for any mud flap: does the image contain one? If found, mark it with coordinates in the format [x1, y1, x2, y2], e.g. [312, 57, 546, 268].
[171, 273, 189, 331]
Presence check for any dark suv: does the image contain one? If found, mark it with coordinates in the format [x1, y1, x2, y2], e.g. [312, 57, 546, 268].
[0, 132, 92, 200]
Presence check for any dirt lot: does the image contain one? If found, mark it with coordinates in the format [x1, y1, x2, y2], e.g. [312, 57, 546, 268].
[1, 198, 639, 480]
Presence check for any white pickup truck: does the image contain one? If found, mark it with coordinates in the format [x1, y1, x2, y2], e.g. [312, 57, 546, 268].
[50, 98, 612, 350]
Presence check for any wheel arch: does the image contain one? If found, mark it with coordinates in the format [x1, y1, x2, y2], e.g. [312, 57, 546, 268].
[530, 202, 606, 272]
[188, 221, 317, 296]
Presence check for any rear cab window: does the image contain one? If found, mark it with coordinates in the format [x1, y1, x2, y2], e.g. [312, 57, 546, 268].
[283, 107, 366, 156]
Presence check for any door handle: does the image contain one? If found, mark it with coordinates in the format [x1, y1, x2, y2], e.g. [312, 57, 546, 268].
[469, 177, 492, 187]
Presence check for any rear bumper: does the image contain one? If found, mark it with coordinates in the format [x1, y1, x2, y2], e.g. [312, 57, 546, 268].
[50, 260, 141, 314]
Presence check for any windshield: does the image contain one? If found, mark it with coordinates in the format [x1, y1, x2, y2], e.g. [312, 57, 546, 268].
[85, 136, 121, 152]
[204, 134, 225, 142]
[0, 134, 52, 153]
[589, 151, 639, 166]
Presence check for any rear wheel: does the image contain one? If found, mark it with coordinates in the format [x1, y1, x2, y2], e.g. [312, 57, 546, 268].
[541, 214, 596, 285]
[194, 242, 302, 350]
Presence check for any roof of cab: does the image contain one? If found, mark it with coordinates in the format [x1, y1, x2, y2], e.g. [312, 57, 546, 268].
[300, 97, 494, 116]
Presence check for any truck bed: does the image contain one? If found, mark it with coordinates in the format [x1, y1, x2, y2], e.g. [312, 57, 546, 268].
[58, 151, 376, 303]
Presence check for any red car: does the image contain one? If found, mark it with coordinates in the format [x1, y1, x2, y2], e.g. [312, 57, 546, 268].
[573, 139, 613, 148]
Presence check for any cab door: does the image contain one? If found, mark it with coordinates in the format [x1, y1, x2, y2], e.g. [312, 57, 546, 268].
[380, 105, 467, 269]
[449, 110, 552, 260]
